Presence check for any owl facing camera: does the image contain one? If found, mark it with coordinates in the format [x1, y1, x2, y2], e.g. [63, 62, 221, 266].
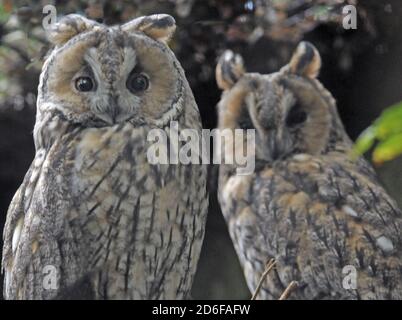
[2, 14, 208, 300]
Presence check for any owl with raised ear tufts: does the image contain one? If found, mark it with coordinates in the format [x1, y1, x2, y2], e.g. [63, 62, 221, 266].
[2, 14, 208, 300]
[216, 42, 402, 299]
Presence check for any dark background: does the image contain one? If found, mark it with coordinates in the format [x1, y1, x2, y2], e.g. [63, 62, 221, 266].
[0, 0, 401, 299]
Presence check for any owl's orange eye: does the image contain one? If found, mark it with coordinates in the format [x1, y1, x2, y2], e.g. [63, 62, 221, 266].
[75, 77, 94, 92]
[127, 73, 149, 93]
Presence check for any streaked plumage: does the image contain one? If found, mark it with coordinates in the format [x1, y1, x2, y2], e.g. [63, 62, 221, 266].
[2, 14, 208, 300]
[216, 42, 402, 299]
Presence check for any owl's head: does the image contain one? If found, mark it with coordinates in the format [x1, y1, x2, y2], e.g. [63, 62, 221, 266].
[38, 14, 186, 127]
[216, 42, 349, 163]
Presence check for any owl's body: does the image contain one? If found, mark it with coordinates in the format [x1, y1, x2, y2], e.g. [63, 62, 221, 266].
[2, 14, 208, 299]
[216, 43, 402, 299]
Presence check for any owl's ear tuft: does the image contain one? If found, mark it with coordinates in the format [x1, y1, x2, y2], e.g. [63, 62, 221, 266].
[288, 41, 321, 79]
[47, 14, 100, 46]
[122, 14, 176, 44]
[216, 50, 246, 90]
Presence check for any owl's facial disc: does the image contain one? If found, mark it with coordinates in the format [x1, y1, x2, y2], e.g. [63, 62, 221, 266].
[243, 73, 333, 162]
[69, 44, 150, 126]
[243, 76, 295, 161]
[216, 42, 338, 163]
[44, 26, 180, 128]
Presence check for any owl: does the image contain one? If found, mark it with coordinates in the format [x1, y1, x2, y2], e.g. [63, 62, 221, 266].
[2, 14, 208, 300]
[216, 42, 402, 299]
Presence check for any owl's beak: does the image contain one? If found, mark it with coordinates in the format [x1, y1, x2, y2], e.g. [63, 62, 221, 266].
[96, 98, 132, 125]
[259, 134, 280, 162]
[267, 138, 280, 161]
[96, 112, 116, 125]
[270, 143, 280, 161]
[108, 97, 121, 124]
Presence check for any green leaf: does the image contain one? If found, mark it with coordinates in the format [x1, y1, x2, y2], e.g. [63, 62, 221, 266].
[372, 132, 402, 165]
[353, 101, 402, 165]
[352, 126, 377, 158]
[374, 102, 402, 139]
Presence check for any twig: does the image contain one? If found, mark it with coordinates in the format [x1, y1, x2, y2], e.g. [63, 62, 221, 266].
[278, 281, 298, 300]
[251, 258, 276, 300]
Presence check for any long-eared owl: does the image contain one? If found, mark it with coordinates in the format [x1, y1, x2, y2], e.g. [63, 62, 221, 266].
[216, 42, 402, 299]
[2, 14, 208, 299]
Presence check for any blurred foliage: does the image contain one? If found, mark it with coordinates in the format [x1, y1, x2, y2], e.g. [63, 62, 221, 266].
[0, 1, 11, 23]
[353, 101, 402, 165]
[0, 0, 366, 109]
[234, 0, 359, 42]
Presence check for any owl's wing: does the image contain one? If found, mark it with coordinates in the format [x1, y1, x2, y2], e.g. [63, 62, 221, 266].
[2, 152, 47, 299]
[2, 123, 154, 299]
[222, 153, 402, 299]
[261, 154, 402, 299]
